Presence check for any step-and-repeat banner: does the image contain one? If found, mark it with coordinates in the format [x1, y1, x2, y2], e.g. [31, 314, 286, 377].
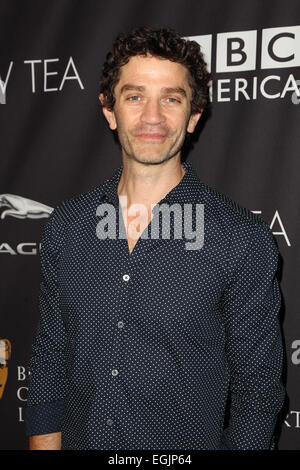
[1, 0, 299, 450]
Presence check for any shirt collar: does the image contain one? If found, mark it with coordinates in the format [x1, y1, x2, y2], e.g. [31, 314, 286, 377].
[101, 160, 202, 207]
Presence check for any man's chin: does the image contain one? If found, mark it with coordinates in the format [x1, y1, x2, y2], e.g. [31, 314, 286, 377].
[128, 149, 176, 165]
[131, 155, 173, 165]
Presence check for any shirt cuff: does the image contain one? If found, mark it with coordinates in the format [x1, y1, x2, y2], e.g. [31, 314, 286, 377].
[24, 399, 64, 436]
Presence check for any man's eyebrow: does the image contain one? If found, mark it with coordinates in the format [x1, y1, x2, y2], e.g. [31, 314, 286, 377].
[161, 87, 187, 97]
[120, 85, 145, 94]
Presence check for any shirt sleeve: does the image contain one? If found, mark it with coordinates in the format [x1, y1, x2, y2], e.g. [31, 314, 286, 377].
[24, 207, 67, 436]
[219, 221, 286, 450]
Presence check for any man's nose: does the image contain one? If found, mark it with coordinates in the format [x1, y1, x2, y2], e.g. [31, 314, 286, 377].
[140, 98, 166, 125]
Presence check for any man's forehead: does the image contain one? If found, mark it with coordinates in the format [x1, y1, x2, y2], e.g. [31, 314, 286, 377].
[115, 55, 190, 91]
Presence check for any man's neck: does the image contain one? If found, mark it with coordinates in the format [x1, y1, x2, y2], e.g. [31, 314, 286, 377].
[117, 156, 186, 209]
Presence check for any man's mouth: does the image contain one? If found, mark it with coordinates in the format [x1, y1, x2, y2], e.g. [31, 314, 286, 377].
[135, 133, 167, 140]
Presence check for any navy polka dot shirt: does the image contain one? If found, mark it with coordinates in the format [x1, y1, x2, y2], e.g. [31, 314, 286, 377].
[25, 161, 285, 450]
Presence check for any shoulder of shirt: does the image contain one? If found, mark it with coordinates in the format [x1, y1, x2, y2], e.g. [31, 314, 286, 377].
[193, 176, 277, 260]
[47, 177, 111, 227]
[195, 177, 271, 234]
[194, 179, 278, 277]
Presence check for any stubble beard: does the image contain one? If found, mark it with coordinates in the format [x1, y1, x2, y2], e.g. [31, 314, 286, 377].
[117, 126, 188, 166]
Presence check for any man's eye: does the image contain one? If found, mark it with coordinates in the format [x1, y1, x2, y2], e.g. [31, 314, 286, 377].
[128, 96, 140, 101]
[167, 97, 180, 103]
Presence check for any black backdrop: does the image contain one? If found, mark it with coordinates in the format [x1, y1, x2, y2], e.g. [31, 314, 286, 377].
[0, 0, 299, 450]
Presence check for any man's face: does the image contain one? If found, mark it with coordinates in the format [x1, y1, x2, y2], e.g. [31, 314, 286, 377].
[100, 55, 202, 165]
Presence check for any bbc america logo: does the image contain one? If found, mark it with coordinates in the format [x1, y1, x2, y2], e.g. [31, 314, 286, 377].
[187, 25, 300, 72]
[186, 25, 300, 103]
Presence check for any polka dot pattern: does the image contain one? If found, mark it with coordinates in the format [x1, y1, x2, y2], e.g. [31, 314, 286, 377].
[24, 161, 285, 449]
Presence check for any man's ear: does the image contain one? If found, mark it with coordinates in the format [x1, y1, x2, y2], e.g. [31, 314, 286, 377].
[187, 109, 203, 133]
[99, 93, 117, 130]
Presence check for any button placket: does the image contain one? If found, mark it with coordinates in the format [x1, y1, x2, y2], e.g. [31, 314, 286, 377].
[107, 262, 135, 434]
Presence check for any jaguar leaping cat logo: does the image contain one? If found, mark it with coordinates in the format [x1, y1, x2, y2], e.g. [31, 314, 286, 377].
[0, 194, 53, 219]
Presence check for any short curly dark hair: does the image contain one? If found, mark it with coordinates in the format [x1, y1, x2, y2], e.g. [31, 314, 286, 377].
[99, 26, 211, 114]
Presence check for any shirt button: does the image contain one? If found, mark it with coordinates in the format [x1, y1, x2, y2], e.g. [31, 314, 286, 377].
[107, 418, 113, 426]
[122, 274, 130, 282]
[117, 321, 124, 329]
[112, 369, 119, 376]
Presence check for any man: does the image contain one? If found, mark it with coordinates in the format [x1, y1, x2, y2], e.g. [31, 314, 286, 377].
[25, 26, 285, 450]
